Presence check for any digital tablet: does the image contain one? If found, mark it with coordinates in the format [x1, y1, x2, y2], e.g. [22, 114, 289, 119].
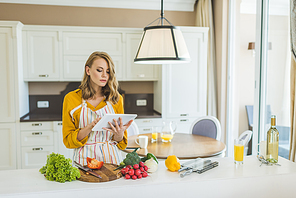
[92, 114, 137, 131]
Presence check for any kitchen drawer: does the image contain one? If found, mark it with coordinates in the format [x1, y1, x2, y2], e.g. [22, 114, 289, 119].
[138, 126, 153, 134]
[21, 146, 54, 169]
[172, 118, 196, 134]
[21, 131, 54, 146]
[21, 122, 53, 131]
[134, 118, 163, 127]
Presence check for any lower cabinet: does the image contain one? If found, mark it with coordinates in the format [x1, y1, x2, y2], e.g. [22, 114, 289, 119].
[0, 123, 16, 170]
[53, 121, 73, 160]
[20, 122, 57, 169]
[19, 121, 74, 169]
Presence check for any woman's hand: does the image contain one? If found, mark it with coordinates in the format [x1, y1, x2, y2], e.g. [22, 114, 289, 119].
[77, 117, 101, 141]
[103, 117, 133, 142]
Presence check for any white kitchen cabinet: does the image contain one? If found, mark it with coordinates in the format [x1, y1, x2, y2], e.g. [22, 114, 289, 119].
[23, 31, 60, 81]
[162, 29, 207, 119]
[125, 33, 159, 81]
[0, 27, 16, 123]
[155, 27, 208, 131]
[0, 123, 16, 170]
[20, 122, 58, 169]
[53, 121, 73, 160]
[134, 118, 163, 134]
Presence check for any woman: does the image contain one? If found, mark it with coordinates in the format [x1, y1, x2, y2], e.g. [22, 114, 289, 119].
[62, 51, 133, 165]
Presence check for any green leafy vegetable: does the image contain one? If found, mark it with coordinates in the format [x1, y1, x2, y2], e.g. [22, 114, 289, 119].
[39, 153, 80, 183]
[123, 148, 141, 166]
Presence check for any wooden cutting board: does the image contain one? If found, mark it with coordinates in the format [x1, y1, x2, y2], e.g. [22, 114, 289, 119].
[78, 163, 122, 183]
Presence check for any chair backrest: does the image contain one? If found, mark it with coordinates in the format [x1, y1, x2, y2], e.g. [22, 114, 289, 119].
[126, 121, 139, 137]
[190, 116, 221, 140]
[239, 130, 253, 147]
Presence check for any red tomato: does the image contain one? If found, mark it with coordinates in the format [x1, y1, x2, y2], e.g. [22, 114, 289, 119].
[126, 165, 132, 169]
[144, 165, 148, 171]
[128, 169, 134, 176]
[134, 169, 141, 176]
[133, 164, 139, 169]
[142, 171, 148, 177]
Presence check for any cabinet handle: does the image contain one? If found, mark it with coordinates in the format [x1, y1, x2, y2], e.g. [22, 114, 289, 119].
[143, 128, 151, 131]
[32, 123, 42, 126]
[32, 132, 42, 135]
[32, 147, 43, 151]
[57, 123, 62, 126]
[137, 74, 145, 78]
[180, 119, 189, 122]
[180, 114, 189, 116]
[39, 74, 49, 78]
[143, 120, 152, 123]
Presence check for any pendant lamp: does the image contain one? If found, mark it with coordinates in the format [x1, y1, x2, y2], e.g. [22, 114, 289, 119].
[134, 0, 191, 64]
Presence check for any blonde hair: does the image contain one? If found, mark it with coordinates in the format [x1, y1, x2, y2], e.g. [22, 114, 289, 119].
[79, 51, 120, 104]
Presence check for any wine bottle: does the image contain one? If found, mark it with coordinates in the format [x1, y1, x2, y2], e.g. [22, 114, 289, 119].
[266, 115, 279, 163]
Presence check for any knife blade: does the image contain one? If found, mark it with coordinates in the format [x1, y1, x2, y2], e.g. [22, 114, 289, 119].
[74, 161, 102, 179]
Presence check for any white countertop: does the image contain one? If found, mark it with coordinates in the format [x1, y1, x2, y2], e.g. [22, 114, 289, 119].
[1, 156, 296, 198]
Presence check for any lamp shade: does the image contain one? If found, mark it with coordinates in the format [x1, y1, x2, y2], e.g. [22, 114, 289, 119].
[134, 26, 191, 64]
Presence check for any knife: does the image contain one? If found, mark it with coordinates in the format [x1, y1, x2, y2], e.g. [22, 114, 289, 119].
[74, 161, 102, 179]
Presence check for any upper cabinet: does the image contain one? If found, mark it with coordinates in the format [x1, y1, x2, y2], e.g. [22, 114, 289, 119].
[126, 33, 158, 81]
[22, 26, 159, 82]
[0, 27, 16, 122]
[23, 31, 60, 81]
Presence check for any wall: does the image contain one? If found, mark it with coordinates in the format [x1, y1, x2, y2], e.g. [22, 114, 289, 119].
[0, 3, 196, 27]
[0, 2, 196, 95]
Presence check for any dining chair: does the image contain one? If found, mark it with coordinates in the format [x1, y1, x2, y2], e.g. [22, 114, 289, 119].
[190, 116, 221, 141]
[238, 130, 253, 155]
[126, 121, 139, 137]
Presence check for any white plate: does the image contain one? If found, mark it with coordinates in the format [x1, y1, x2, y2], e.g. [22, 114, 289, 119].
[92, 114, 137, 131]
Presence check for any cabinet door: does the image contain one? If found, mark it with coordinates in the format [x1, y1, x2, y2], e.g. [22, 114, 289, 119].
[126, 33, 159, 80]
[163, 31, 207, 118]
[63, 32, 122, 56]
[21, 146, 54, 169]
[53, 121, 73, 160]
[25, 31, 60, 80]
[0, 123, 16, 170]
[0, 28, 15, 122]
[63, 55, 123, 81]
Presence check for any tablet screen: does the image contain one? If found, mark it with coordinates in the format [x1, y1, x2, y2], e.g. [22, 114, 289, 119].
[92, 114, 137, 131]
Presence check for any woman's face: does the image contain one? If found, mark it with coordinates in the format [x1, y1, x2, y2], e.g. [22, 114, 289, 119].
[86, 58, 110, 89]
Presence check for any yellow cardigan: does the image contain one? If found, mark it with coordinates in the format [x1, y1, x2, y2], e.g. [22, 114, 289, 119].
[62, 89, 128, 150]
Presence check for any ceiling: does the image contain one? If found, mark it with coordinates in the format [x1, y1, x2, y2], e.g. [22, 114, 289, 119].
[0, 0, 197, 11]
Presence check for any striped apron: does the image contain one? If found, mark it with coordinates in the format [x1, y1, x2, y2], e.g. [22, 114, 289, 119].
[72, 99, 123, 166]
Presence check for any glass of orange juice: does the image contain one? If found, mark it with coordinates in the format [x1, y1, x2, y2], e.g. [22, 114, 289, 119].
[151, 127, 161, 143]
[234, 139, 244, 164]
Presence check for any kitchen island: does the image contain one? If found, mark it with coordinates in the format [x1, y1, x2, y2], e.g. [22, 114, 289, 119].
[1, 156, 296, 198]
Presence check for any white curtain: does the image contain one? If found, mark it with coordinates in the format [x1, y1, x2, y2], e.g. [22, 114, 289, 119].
[196, 0, 218, 117]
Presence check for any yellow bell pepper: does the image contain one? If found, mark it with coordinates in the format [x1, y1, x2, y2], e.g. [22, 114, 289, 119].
[165, 155, 181, 172]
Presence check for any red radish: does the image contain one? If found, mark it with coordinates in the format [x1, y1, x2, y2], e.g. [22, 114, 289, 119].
[144, 165, 148, 171]
[121, 168, 126, 175]
[137, 174, 142, 179]
[134, 169, 141, 176]
[125, 174, 131, 179]
[140, 167, 144, 172]
[128, 169, 134, 176]
[139, 161, 145, 167]
[142, 172, 148, 177]
[132, 175, 137, 180]
[133, 164, 139, 169]
[125, 167, 130, 172]
[126, 165, 132, 169]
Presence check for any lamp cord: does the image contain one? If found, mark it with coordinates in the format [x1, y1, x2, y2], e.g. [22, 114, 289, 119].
[161, 0, 164, 25]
